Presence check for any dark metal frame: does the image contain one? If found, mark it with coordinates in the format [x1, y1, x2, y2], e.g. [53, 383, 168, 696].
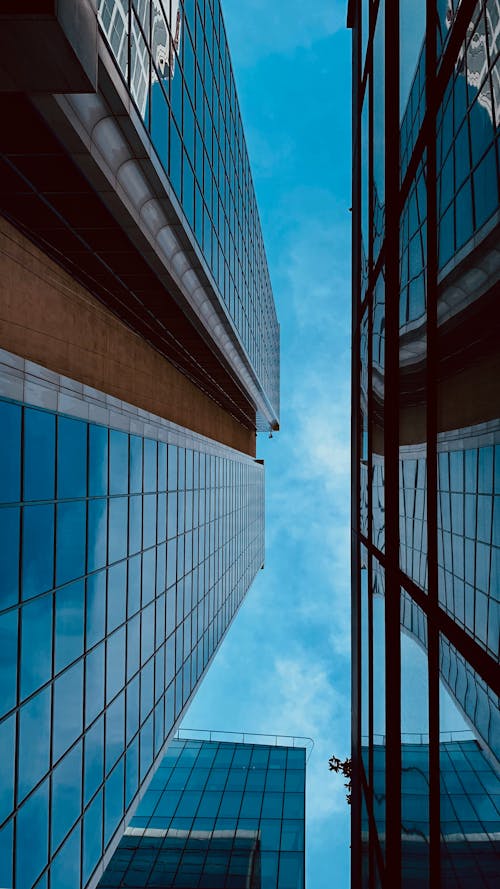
[349, 1, 500, 886]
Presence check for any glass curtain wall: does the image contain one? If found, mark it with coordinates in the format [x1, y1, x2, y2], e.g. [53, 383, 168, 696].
[98, 738, 306, 889]
[0, 396, 264, 889]
[350, 1, 500, 886]
[97, 0, 280, 418]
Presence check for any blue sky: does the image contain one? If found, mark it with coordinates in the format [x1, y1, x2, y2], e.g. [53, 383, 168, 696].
[182, 2, 353, 886]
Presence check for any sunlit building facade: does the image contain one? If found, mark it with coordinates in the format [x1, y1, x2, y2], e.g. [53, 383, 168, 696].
[98, 736, 306, 889]
[0, 1, 278, 888]
[349, 1, 500, 886]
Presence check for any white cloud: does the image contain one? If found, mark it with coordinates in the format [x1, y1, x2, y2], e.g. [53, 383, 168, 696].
[222, 1, 345, 65]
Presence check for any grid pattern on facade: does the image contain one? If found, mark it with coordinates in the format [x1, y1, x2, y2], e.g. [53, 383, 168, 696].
[350, 0, 500, 887]
[0, 398, 264, 889]
[98, 738, 305, 889]
[364, 739, 500, 889]
[97, 0, 280, 418]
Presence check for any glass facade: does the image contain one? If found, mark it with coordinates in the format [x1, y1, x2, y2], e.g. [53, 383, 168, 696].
[97, 0, 280, 419]
[98, 738, 305, 889]
[350, 1, 500, 886]
[369, 738, 499, 889]
[0, 393, 264, 889]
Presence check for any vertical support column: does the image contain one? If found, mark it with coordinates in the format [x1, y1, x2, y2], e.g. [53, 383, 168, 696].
[350, 3, 362, 887]
[383, 1, 401, 885]
[425, 3, 440, 886]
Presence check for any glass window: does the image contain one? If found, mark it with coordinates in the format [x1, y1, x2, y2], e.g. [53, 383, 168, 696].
[89, 424, 108, 496]
[51, 741, 82, 852]
[106, 627, 126, 703]
[22, 504, 54, 600]
[108, 496, 128, 564]
[168, 444, 178, 490]
[140, 714, 153, 780]
[129, 435, 143, 494]
[87, 499, 108, 572]
[126, 675, 139, 743]
[127, 554, 141, 617]
[141, 602, 155, 666]
[158, 441, 167, 492]
[278, 851, 303, 889]
[127, 613, 140, 682]
[15, 778, 49, 889]
[0, 506, 20, 609]
[168, 492, 178, 539]
[125, 738, 139, 808]
[129, 495, 143, 555]
[84, 716, 104, 804]
[55, 580, 85, 673]
[56, 501, 86, 585]
[109, 430, 129, 496]
[83, 789, 103, 884]
[107, 562, 127, 633]
[0, 816, 13, 888]
[0, 714, 15, 822]
[142, 549, 156, 605]
[143, 493, 157, 548]
[52, 660, 84, 762]
[105, 692, 125, 775]
[50, 821, 81, 888]
[0, 607, 17, 717]
[282, 792, 303, 819]
[144, 438, 157, 492]
[20, 595, 52, 700]
[0, 401, 21, 502]
[86, 570, 106, 649]
[23, 407, 55, 501]
[57, 416, 87, 499]
[18, 689, 51, 801]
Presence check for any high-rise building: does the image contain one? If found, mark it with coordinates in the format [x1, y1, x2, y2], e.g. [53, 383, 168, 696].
[98, 734, 307, 889]
[349, 1, 499, 887]
[0, 2, 279, 888]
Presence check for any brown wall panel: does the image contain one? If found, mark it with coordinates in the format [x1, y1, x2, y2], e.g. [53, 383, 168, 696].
[0, 216, 256, 456]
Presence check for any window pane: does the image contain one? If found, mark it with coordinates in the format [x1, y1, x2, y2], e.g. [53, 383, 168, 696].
[55, 580, 85, 673]
[109, 430, 129, 496]
[0, 609, 17, 717]
[0, 506, 20, 609]
[52, 660, 84, 761]
[57, 416, 87, 499]
[85, 642, 105, 727]
[0, 401, 21, 502]
[20, 596, 52, 700]
[108, 496, 128, 564]
[22, 504, 54, 600]
[87, 499, 108, 572]
[18, 688, 51, 802]
[56, 501, 86, 586]
[89, 424, 108, 496]
[16, 779, 49, 889]
[51, 741, 82, 852]
[0, 714, 15, 822]
[23, 407, 55, 501]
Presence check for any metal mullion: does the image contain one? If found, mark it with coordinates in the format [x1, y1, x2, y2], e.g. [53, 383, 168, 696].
[360, 757, 384, 888]
[382, 0, 401, 883]
[424, 3, 441, 887]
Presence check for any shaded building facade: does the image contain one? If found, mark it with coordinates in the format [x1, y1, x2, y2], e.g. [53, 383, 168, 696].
[98, 737, 306, 889]
[0, 2, 278, 888]
[349, 0, 499, 886]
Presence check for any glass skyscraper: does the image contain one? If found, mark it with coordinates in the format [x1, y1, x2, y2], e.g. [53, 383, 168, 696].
[0, 2, 278, 888]
[98, 736, 306, 889]
[349, 0, 499, 886]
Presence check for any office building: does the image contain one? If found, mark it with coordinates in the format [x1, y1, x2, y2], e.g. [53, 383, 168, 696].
[0, 2, 279, 887]
[349, 0, 499, 886]
[98, 735, 306, 889]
